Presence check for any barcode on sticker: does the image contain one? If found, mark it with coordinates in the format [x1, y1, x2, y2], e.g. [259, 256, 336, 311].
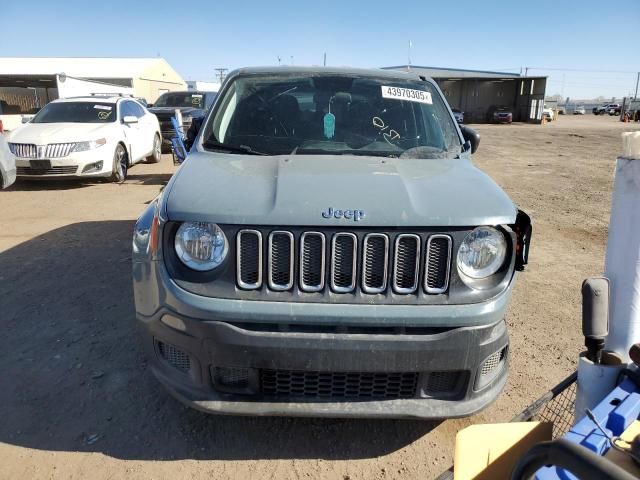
[381, 86, 432, 104]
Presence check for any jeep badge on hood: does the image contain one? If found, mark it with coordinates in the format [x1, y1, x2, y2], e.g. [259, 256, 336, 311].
[321, 207, 366, 221]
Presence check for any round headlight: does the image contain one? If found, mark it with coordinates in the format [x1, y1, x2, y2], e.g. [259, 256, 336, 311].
[175, 222, 228, 271]
[457, 226, 507, 279]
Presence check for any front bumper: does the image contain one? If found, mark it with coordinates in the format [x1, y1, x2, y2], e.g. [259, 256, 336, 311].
[15, 151, 112, 178]
[135, 260, 511, 418]
[139, 311, 508, 419]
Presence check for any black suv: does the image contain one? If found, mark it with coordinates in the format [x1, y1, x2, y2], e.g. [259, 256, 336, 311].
[149, 91, 217, 151]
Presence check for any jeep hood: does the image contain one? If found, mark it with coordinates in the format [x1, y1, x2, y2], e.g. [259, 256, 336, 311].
[165, 152, 517, 227]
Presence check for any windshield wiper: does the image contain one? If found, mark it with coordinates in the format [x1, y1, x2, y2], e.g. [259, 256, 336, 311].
[202, 140, 267, 155]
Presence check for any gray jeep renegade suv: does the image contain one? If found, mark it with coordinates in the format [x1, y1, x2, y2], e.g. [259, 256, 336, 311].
[132, 66, 531, 419]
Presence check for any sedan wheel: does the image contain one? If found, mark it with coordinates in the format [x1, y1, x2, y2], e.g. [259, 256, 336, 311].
[110, 144, 128, 183]
[147, 134, 161, 163]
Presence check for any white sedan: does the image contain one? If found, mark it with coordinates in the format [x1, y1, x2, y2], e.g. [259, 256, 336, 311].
[0, 134, 16, 189]
[7, 96, 161, 182]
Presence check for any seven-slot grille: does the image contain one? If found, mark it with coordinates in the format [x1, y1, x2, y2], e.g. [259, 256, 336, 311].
[10, 142, 76, 158]
[237, 230, 452, 295]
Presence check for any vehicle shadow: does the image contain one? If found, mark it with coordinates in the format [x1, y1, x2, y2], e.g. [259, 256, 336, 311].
[6, 179, 101, 191]
[0, 221, 439, 461]
[124, 173, 173, 186]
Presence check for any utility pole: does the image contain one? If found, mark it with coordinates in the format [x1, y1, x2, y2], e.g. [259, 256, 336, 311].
[323, 52, 326, 67]
[635, 72, 639, 100]
[277, 56, 281, 66]
[407, 40, 412, 71]
[214, 68, 228, 84]
[525, 67, 529, 77]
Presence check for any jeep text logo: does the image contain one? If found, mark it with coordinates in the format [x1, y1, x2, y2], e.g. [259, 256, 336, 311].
[321, 207, 366, 222]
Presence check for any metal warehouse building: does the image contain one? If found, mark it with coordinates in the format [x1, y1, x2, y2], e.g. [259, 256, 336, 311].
[384, 66, 548, 124]
[0, 57, 186, 116]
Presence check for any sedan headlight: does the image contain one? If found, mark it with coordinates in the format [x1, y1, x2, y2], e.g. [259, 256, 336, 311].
[175, 222, 228, 271]
[457, 226, 507, 279]
[72, 138, 107, 152]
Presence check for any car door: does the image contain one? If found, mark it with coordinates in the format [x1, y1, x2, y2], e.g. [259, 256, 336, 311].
[120, 100, 143, 163]
[131, 101, 155, 156]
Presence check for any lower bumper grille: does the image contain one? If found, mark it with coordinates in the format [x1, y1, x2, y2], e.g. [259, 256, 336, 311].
[260, 369, 418, 399]
[158, 341, 191, 373]
[17, 166, 78, 175]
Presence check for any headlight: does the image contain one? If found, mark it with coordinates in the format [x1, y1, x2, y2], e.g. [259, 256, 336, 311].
[175, 222, 228, 271]
[457, 226, 507, 279]
[72, 138, 107, 152]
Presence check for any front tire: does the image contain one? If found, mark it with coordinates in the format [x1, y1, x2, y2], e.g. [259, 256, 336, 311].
[110, 144, 128, 183]
[146, 134, 161, 163]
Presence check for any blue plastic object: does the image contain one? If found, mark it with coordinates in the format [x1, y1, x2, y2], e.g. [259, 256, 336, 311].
[535, 377, 640, 479]
[170, 116, 187, 164]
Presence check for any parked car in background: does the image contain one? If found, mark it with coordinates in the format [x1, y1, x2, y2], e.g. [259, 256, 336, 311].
[7, 95, 161, 182]
[608, 104, 622, 116]
[489, 106, 513, 124]
[133, 66, 531, 419]
[148, 91, 217, 152]
[573, 105, 586, 115]
[452, 108, 464, 124]
[593, 103, 621, 115]
[0, 134, 16, 189]
[543, 105, 555, 121]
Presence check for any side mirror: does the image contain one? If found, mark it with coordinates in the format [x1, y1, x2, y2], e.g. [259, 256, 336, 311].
[21, 115, 34, 124]
[460, 125, 480, 154]
[122, 115, 138, 124]
[147, 104, 153, 108]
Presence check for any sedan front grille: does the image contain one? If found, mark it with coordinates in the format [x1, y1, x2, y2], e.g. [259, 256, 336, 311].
[45, 143, 75, 158]
[17, 166, 78, 175]
[10, 143, 37, 158]
[236, 229, 453, 296]
[10, 142, 76, 158]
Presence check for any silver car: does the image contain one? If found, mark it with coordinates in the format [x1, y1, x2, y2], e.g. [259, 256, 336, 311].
[132, 67, 531, 419]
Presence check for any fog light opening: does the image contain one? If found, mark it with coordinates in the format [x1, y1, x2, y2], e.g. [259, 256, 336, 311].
[81, 160, 104, 173]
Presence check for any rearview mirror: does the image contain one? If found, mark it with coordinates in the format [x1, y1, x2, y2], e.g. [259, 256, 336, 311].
[460, 125, 480, 154]
[122, 115, 138, 124]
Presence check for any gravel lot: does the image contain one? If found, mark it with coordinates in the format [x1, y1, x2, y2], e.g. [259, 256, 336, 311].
[1, 115, 639, 479]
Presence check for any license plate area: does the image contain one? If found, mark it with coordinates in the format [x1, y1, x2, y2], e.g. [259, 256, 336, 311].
[30, 160, 51, 170]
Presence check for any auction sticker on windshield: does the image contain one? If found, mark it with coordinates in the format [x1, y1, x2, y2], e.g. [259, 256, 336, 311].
[381, 86, 432, 104]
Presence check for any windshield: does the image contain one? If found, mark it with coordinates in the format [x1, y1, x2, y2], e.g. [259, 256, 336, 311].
[31, 102, 116, 123]
[154, 92, 212, 109]
[203, 74, 461, 159]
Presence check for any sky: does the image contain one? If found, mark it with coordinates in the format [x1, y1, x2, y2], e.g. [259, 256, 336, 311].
[2, 0, 639, 100]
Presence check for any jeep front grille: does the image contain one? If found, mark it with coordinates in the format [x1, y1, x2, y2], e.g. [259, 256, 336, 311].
[300, 232, 325, 292]
[331, 233, 357, 292]
[237, 230, 262, 289]
[236, 230, 452, 296]
[393, 234, 421, 293]
[425, 235, 452, 294]
[362, 234, 389, 293]
[268, 231, 294, 290]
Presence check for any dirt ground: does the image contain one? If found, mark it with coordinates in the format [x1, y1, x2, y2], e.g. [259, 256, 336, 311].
[1, 115, 639, 480]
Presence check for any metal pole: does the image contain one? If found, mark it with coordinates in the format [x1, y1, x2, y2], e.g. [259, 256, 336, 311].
[635, 72, 639, 100]
[323, 53, 326, 67]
